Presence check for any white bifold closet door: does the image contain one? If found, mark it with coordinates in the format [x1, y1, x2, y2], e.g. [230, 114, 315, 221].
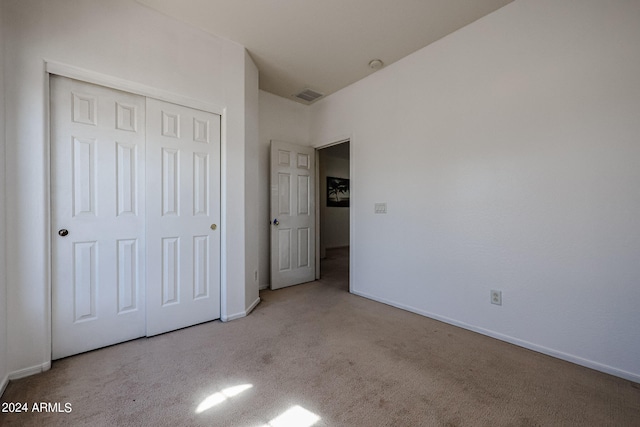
[145, 98, 220, 336]
[51, 76, 147, 359]
[51, 76, 220, 359]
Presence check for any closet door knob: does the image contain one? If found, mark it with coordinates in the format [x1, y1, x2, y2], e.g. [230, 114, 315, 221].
[58, 229, 69, 237]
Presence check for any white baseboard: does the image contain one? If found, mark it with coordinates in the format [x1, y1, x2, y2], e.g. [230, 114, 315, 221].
[7, 361, 51, 381]
[0, 374, 8, 397]
[245, 297, 261, 315]
[2, 361, 53, 396]
[351, 289, 640, 384]
[221, 297, 261, 322]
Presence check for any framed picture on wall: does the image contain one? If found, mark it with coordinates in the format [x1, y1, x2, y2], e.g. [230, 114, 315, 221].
[327, 177, 350, 207]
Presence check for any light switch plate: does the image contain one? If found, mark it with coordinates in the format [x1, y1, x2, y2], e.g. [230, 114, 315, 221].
[374, 203, 387, 214]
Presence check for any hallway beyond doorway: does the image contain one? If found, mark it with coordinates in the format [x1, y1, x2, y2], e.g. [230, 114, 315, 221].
[320, 247, 349, 292]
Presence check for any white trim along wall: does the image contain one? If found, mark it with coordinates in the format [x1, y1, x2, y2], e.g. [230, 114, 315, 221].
[0, 0, 8, 396]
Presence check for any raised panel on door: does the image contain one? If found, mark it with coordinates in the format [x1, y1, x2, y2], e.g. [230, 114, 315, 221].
[278, 228, 292, 272]
[73, 241, 97, 322]
[51, 75, 146, 360]
[116, 143, 138, 216]
[193, 235, 210, 299]
[117, 239, 139, 313]
[161, 237, 181, 305]
[193, 153, 210, 216]
[72, 137, 96, 217]
[270, 141, 316, 289]
[146, 98, 221, 336]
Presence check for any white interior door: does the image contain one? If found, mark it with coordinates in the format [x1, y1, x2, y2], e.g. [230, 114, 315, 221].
[51, 76, 146, 359]
[145, 98, 221, 336]
[270, 141, 315, 289]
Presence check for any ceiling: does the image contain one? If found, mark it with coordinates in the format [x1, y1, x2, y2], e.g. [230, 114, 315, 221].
[137, 0, 513, 104]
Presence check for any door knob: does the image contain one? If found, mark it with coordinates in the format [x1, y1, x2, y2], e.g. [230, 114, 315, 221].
[210, 224, 217, 231]
[273, 219, 279, 226]
[58, 229, 69, 237]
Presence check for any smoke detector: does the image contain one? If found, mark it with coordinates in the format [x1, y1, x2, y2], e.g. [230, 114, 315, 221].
[294, 88, 324, 103]
[368, 59, 384, 70]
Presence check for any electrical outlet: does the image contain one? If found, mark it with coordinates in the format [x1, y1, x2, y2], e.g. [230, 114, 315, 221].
[491, 290, 502, 306]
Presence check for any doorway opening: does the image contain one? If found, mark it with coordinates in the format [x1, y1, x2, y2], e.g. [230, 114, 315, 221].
[317, 141, 350, 292]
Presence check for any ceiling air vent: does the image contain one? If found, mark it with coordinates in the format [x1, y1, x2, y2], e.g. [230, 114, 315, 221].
[294, 88, 324, 103]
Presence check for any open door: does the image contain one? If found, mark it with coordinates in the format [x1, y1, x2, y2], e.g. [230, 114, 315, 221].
[270, 141, 315, 289]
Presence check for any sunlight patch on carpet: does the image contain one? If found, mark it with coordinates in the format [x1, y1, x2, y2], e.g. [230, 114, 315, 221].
[262, 405, 321, 427]
[195, 384, 253, 413]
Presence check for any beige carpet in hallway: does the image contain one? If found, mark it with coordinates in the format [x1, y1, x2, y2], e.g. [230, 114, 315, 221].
[1, 248, 639, 426]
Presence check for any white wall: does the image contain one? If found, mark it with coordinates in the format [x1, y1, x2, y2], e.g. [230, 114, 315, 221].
[310, 0, 640, 382]
[3, 0, 253, 378]
[319, 145, 350, 254]
[244, 52, 260, 309]
[0, 0, 9, 395]
[258, 90, 311, 288]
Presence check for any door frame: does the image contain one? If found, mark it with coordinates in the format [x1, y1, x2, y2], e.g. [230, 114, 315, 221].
[44, 61, 228, 359]
[313, 136, 353, 293]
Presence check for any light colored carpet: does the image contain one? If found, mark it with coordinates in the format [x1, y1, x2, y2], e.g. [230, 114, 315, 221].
[1, 247, 639, 426]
